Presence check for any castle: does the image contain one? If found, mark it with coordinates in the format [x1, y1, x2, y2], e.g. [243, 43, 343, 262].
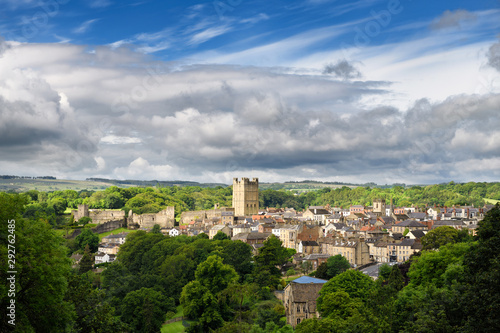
[232, 177, 259, 216]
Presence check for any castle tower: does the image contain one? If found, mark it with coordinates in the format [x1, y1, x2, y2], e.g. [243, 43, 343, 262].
[232, 177, 259, 217]
[77, 204, 89, 220]
[373, 199, 386, 217]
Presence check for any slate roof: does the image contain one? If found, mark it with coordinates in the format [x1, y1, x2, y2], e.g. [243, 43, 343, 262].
[396, 219, 426, 227]
[410, 230, 426, 239]
[292, 276, 328, 284]
[300, 240, 319, 246]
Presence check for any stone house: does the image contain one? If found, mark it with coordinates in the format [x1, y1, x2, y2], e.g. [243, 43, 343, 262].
[232, 232, 271, 245]
[302, 206, 331, 225]
[102, 232, 128, 245]
[392, 219, 428, 234]
[97, 243, 120, 255]
[283, 276, 328, 327]
[94, 252, 116, 264]
[387, 238, 422, 263]
[280, 225, 300, 249]
[320, 237, 371, 267]
[297, 240, 321, 255]
[209, 225, 231, 239]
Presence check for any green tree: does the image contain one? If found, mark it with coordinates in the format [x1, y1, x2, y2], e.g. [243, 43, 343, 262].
[195, 255, 239, 295]
[460, 204, 500, 332]
[253, 235, 291, 289]
[421, 226, 459, 250]
[315, 262, 329, 280]
[78, 216, 92, 226]
[0, 193, 74, 332]
[121, 287, 175, 333]
[151, 224, 161, 234]
[378, 263, 392, 281]
[65, 272, 128, 333]
[79, 244, 94, 274]
[317, 270, 375, 311]
[326, 254, 351, 279]
[213, 231, 231, 241]
[75, 228, 100, 253]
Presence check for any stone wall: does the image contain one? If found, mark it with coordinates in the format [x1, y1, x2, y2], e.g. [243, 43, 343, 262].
[179, 207, 234, 224]
[128, 207, 175, 229]
[72, 204, 125, 225]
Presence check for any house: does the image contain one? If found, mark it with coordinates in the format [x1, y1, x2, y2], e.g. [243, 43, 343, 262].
[280, 225, 300, 249]
[70, 253, 83, 269]
[231, 224, 251, 236]
[258, 222, 276, 233]
[209, 225, 231, 239]
[169, 228, 180, 237]
[297, 240, 320, 255]
[102, 232, 128, 245]
[232, 232, 271, 245]
[97, 243, 120, 255]
[283, 276, 328, 327]
[301, 254, 331, 271]
[94, 252, 116, 264]
[387, 238, 422, 263]
[350, 205, 365, 214]
[302, 206, 331, 225]
[320, 237, 371, 267]
[392, 220, 428, 234]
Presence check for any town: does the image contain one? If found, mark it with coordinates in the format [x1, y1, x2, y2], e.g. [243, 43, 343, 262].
[64, 177, 494, 330]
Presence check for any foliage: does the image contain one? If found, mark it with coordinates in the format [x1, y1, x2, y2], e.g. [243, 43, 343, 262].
[421, 226, 459, 250]
[75, 228, 100, 253]
[79, 244, 94, 274]
[0, 193, 74, 332]
[121, 287, 175, 333]
[213, 231, 230, 241]
[326, 254, 351, 279]
[378, 263, 392, 281]
[78, 216, 92, 226]
[253, 236, 292, 289]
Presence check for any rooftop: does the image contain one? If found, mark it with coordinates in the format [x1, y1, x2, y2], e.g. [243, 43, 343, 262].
[292, 276, 328, 284]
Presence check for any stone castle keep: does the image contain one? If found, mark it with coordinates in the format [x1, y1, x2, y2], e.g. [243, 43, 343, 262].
[232, 177, 259, 216]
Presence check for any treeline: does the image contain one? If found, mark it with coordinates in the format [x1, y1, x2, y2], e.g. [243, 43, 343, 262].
[0, 175, 56, 179]
[294, 206, 500, 332]
[7, 182, 500, 228]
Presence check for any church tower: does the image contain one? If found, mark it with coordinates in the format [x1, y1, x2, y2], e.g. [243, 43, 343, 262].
[232, 177, 259, 216]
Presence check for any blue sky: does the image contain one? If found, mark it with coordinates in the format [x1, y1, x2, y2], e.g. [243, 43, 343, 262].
[0, 0, 499, 184]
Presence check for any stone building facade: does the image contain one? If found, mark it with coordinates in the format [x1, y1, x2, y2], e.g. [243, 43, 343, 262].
[283, 276, 327, 327]
[232, 177, 259, 216]
[128, 207, 175, 229]
[179, 207, 234, 224]
[72, 204, 125, 224]
[320, 237, 371, 267]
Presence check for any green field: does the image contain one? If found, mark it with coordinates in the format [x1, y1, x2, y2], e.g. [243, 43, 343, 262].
[98, 228, 135, 240]
[0, 178, 120, 192]
[485, 198, 500, 204]
[161, 321, 187, 333]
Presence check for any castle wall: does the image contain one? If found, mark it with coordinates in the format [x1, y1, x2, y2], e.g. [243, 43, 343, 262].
[128, 207, 175, 229]
[72, 204, 125, 224]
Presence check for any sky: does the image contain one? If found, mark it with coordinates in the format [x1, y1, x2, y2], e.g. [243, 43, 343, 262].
[0, 0, 499, 185]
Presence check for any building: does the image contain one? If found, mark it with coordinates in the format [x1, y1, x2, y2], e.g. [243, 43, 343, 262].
[128, 207, 175, 229]
[373, 199, 386, 216]
[94, 252, 116, 264]
[392, 219, 428, 234]
[232, 177, 259, 216]
[72, 204, 126, 225]
[321, 237, 371, 267]
[209, 225, 231, 239]
[101, 232, 128, 245]
[232, 232, 271, 245]
[283, 276, 328, 327]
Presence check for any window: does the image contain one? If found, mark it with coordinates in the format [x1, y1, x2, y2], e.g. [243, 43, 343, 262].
[297, 319, 301, 325]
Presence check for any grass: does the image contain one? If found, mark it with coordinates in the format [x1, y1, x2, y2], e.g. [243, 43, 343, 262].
[172, 305, 184, 319]
[161, 321, 186, 333]
[485, 198, 499, 204]
[98, 228, 135, 240]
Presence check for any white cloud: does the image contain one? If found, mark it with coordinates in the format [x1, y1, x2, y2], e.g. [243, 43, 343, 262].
[73, 19, 100, 34]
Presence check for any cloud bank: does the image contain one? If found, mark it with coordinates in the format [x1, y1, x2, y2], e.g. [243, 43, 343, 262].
[0, 39, 499, 184]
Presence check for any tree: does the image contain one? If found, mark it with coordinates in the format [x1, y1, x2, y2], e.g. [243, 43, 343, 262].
[0, 193, 74, 332]
[78, 216, 92, 226]
[317, 270, 375, 312]
[213, 231, 230, 241]
[460, 204, 500, 332]
[421, 226, 459, 250]
[326, 254, 351, 279]
[151, 224, 161, 234]
[79, 244, 94, 274]
[75, 228, 99, 253]
[121, 287, 175, 333]
[315, 262, 329, 279]
[378, 263, 392, 281]
[253, 235, 292, 289]
[65, 272, 128, 333]
[195, 255, 239, 295]
[220, 240, 254, 282]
